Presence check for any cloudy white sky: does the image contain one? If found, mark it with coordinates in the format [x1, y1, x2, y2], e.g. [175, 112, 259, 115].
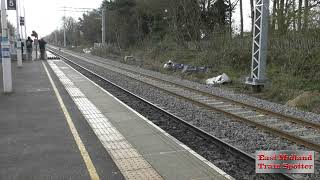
[6, 0, 252, 39]
[7, 0, 102, 38]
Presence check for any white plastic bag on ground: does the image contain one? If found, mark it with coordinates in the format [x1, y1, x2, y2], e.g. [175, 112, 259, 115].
[163, 60, 174, 69]
[206, 73, 231, 85]
[83, 48, 91, 54]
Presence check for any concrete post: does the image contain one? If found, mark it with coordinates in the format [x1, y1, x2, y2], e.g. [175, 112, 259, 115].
[63, 7, 66, 47]
[22, 4, 27, 59]
[15, 1, 22, 67]
[63, 27, 66, 47]
[23, 5, 27, 41]
[102, 8, 106, 45]
[1, 0, 13, 93]
[55, 30, 58, 45]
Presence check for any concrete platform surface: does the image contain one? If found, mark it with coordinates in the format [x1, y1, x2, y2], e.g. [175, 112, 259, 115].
[48, 59, 233, 180]
[0, 60, 124, 180]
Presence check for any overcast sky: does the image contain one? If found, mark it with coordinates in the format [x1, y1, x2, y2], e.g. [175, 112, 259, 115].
[6, 0, 252, 39]
[7, 0, 102, 38]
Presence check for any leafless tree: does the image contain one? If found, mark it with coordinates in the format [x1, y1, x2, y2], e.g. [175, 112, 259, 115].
[239, 0, 243, 37]
[250, 0, 254, 33]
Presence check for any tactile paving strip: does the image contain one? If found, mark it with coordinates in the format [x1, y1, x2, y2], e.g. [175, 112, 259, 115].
[48, 60, 163, 180]
[126, 168, 164, 180]
[46, 51, 61, 60]
[49, 59, 235, 180]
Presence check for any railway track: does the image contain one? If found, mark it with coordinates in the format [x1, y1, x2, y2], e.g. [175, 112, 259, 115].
[47, 50, 293, 180]
[48, 47, 320, 153]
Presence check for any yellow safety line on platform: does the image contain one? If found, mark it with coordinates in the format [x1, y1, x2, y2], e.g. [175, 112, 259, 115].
[42, 61, 100, 180]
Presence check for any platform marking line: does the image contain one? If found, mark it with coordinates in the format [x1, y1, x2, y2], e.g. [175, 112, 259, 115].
[47, 60, 163, 180]
[42, 61, 100, 180]
[54, 59, 234, 180]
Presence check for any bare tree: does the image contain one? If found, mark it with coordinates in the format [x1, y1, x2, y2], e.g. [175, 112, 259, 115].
[239, 0, 243, 37]
[250, 0, 254, 33]
[227, 0, 239, 36]
[298, 0, 303, 31]
[272, 0, 278, 31]
[207, 0, 212, 10]
[278, 0, 285, 33]
[292, 0, 296, 31]
[303, 0, 309, 30]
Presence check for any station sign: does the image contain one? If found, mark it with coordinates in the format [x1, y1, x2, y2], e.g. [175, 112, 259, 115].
[7, 0, 16, 10]
[34, 39, 39, 46]
[31, 31, 38, 38]
[20, 17, 25, 26]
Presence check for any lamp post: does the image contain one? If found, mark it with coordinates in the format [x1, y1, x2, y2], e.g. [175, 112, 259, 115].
[15, 0, 22, 67]
[23, 1, 27, 41]
[63, 7, 66, 47]
[102, 8, 106, 45]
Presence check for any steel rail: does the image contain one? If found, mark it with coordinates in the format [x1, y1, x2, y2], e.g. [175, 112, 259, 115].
[52, 47, 320, 130]
[49, 50, 294, 180]
[49, 48, 320, 152]
[78, 52, 320, 130]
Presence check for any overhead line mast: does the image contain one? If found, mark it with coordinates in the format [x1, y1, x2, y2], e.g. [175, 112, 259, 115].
[63, 6, 66, 47]
[245, 0, 270, 92]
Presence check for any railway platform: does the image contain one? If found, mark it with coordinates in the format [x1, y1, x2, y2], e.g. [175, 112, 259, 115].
[0, 57, 233, 179]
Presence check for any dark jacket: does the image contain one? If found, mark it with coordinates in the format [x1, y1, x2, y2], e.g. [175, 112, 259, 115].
[26, 38, 33, 49]
[39, 39, 47, 50]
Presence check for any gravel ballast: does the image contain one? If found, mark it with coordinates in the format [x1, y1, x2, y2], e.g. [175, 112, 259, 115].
[52, 48, 319, 179]
[76, 51, 320, 125]
[63, 58, 291, 180]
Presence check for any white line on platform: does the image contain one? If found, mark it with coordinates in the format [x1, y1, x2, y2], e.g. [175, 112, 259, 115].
[48, 60, 163, 180]
[42, 61, 100, 180]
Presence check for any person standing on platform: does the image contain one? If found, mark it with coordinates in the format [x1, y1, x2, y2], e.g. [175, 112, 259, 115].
[39, 39, 47, 60]
[21, 40, 24, 60]
[26, 37, 33, 60]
